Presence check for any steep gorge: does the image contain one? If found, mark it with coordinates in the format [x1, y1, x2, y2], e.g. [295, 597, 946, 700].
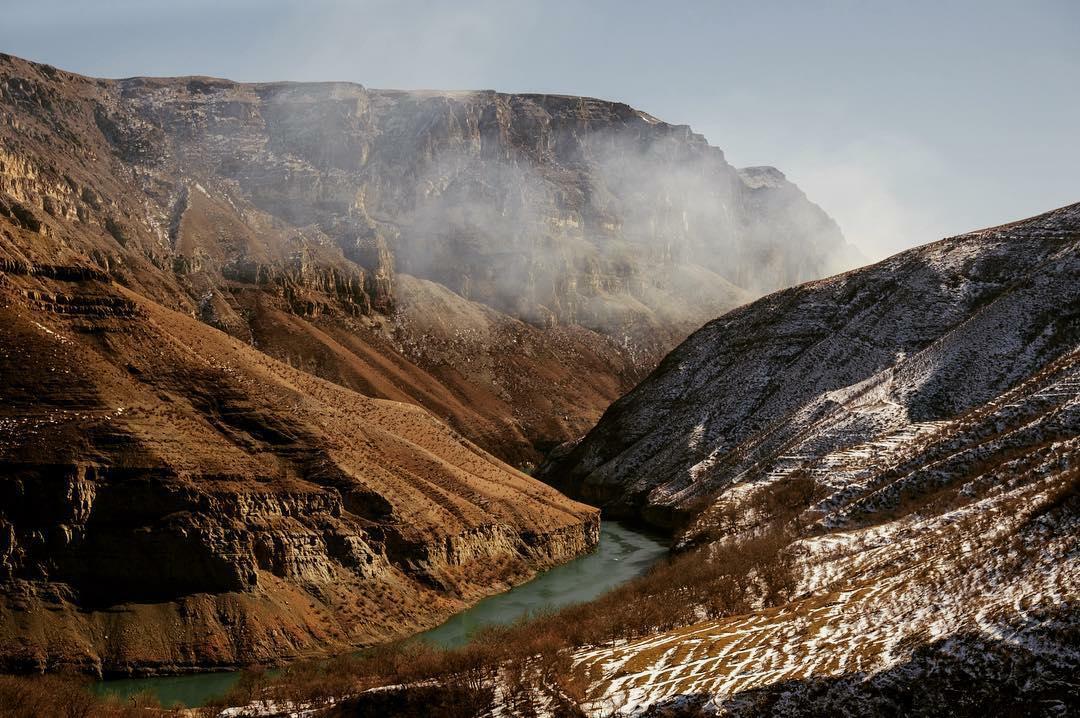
[0, 52, 854, 676]
[0, 52, 856, 467]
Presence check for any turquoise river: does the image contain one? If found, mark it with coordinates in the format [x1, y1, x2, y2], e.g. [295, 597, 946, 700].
[93, 521, 669, 708]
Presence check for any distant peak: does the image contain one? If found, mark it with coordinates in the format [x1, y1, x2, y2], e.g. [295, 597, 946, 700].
[737, 166, 788, 189]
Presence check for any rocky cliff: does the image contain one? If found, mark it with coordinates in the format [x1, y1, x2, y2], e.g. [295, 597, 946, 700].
[0, 267, 599, 675]
[538, 203, 1079, 714]
[0, 52, 856, 466]
[0, 51, 855, 677]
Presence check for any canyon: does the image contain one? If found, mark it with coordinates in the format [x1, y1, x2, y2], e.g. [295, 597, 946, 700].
[169, 202, 1077, 717]
[3, 47, 1074, 717]
[0, 52, 853, 677]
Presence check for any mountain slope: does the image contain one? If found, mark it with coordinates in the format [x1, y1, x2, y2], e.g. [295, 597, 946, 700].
[538, 203, 1079, 714]
[541, 203, 1080, 528]
[0, 263, 598, 675]
[0, 52, 854, 465]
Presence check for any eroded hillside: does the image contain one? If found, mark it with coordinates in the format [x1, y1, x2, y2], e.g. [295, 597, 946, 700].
[0, 264, 598, 675]
[537, 204, 1079, 714]
[0, 52, 855, 465]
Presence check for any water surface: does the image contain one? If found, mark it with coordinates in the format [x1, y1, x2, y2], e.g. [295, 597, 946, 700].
[415, 521, 668, 648]
[93, 521, 668, 708]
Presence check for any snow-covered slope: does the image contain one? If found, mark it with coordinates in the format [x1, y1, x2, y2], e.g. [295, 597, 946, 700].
[571, 351, 1077, 714]
[541, 202, 1080, 529]
[537, 203, 1079, 715]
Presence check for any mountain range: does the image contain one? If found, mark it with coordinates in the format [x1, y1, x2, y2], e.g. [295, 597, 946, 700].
[1, 50, 1075, 716]
[0, 53, 852, 675]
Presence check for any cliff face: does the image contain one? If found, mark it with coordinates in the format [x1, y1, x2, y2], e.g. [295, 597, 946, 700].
[0, 52, 855, 466]
[0, 267, 599, 675]
[538, 204, 1079, 714]
[107, 78, 849, 329]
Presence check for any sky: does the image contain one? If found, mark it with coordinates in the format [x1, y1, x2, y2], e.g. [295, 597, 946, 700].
[3, 0, 1078, 260]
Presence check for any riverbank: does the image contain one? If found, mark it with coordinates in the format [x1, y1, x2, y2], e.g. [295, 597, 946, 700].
[92, 522, 669, 708]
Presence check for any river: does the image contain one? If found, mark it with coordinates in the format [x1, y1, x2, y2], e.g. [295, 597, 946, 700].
[93, 521, 668, 708]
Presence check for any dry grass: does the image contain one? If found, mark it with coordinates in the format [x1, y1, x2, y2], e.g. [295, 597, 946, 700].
[0, 675, 169, 718]
[217, 503, 802, 714]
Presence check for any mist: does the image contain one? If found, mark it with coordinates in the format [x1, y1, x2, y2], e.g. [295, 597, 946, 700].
[367, 99, 858, 348]
[5, 1, 1077, 269]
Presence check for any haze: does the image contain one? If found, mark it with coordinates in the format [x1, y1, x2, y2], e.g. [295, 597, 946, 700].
[5, 0, 1078, 261]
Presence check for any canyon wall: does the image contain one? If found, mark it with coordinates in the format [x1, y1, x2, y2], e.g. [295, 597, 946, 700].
[0, 268, 599, 674]
[0, 52, 857, 466]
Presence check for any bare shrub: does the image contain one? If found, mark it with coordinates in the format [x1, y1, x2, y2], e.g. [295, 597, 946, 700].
[0, 674, 174, 718]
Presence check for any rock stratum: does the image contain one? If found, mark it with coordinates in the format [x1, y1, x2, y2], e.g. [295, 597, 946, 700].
[0, 260, 601, 675]
[0, 52, 855, 468]
[539, 204, 1079, 714]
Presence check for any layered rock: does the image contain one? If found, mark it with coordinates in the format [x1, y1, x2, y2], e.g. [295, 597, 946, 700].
[0, 52, 856, 466]
[0, 267, 597, 675]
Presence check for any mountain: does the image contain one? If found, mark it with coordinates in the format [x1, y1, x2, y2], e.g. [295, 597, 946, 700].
[0, 250, 600, 675]
[0, 52, 854, 678]
[539, 203, 1079, 713]
[0, 52, 856, 467]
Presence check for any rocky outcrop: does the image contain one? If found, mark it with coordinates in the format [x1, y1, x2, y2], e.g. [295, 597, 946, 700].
[0, 267, 598, 675]
[538, 203, 1079, 715]
[0, 52, 856, 466]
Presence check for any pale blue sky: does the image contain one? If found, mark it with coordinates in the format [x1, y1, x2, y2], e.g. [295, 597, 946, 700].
[3, 0, 1078, 259]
